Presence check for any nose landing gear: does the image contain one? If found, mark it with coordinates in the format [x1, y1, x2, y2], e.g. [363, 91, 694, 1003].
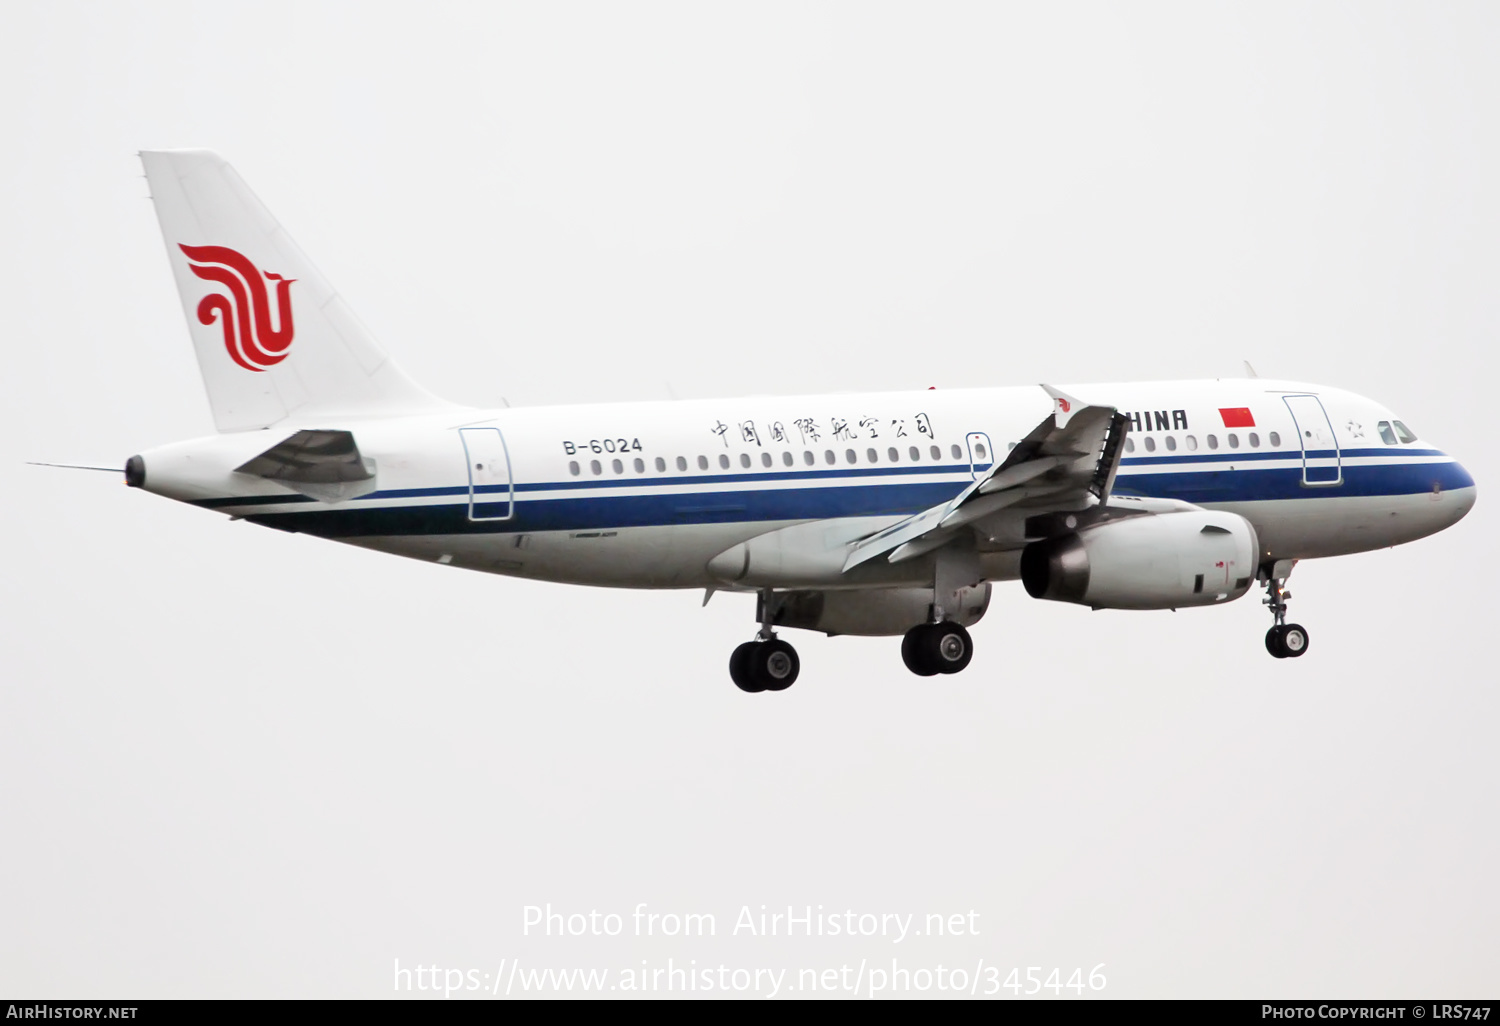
[1261, 566, 1310, 659]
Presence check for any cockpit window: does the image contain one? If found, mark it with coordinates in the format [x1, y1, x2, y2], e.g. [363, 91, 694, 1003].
[1393, 420, 1418, 444]
[1377, 421, 1398, 445]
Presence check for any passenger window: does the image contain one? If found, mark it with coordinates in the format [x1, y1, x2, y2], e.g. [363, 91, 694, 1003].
[846, 449, 857, 464]
[1269, 431, 1281, 447]
[1378, 421, 1398, 445]
[569, 460, 581, 476]
[633, 458, 645, 473]
[888, 447, 899, 462]
[739, 453, 751, 468]
[909, 446, 920, 461]
[825, 450, 836, 465]
[1394, 420, 1418, 443]
[1185, 435, 1198, 451]
[612, 459, 623, 474]
[590, 459, 602, 475]
[781, 451, 793, 467]
[950, 444, 963, 460]
[867, 448, 878, 463]
[697, 455, 709, 470]
[676, 456, 688, 471]
[930, 445, 941, 460]
[719, 454, 731, 469]
[976, 443, 987, 459]
[803, 451, 815, 466]
[1124, 438, 1135, 453]
[1206, 434, 1219, 450]
[654, 457, 666, 472]
[1008, 441, 1017, 450]
[1228, 433, 1240, 449]
[1165, 436, 1177, 451]
[761, 452, 772, 468]
[1144, 437, 1157, 452]
[1248, 433, 1259, 448]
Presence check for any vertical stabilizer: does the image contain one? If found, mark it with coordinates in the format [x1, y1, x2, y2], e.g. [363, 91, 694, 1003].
[141, 150, 449, 432]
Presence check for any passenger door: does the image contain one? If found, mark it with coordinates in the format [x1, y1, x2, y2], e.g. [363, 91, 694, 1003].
[459, 427, 514, 520]
[1282, 395, 1342, 486]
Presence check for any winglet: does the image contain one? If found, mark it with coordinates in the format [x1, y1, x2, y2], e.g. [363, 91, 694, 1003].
[1041, 384, 1085, 429]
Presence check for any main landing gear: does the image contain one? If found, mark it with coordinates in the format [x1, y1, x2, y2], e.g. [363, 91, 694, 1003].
[729, 636, 800, 693]
[729, 592, 800, 693]
[1261, 565, 1309, 659]
[901, 620, 974, 677]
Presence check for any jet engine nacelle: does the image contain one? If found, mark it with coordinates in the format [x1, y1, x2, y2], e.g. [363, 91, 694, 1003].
[770, 585, 992, 637]
[1020, 510, 1259, 610]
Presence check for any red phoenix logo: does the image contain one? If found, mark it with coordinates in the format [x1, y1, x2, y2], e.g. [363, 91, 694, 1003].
[179, 244, 296, 371]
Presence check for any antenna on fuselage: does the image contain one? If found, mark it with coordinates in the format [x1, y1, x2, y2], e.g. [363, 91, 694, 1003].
[1243, 360, 1259, 378]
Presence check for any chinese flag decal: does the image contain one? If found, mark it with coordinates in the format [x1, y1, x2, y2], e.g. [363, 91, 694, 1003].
[1219, 407, 1255, 428]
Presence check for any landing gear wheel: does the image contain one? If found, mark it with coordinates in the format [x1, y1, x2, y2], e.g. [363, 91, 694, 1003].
[1265, 625, 1288, 659]
[902, 625, 940, 676]
[754, 638, 800, 691]
[900, 621, 936, 678]
[1280, 624, 1309, 658]
[729, 641, 764, 692]
[729, 638, 800, 692]
[926, 622, 974, 674]
[902, 622, 974, 676]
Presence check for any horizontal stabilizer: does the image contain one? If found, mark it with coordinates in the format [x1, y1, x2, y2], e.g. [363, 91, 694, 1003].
[234, 429, 376, 502]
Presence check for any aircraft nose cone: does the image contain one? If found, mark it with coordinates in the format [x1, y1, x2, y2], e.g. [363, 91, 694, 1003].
[1452, 460, 1476, 517]
[1434, 455, 1476, 527]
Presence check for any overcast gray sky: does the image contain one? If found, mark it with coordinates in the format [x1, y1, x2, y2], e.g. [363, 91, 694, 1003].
[2, 1, 1496, 999]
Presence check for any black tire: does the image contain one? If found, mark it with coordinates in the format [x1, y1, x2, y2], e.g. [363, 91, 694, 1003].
[729, 641, 764, 692]
[1265, 625, 1287, 658]
[924, 621, 974, 674]
[902, 625, 939, 676]
[1280, 624, 1310, 658]
[754, 638, 800, 691]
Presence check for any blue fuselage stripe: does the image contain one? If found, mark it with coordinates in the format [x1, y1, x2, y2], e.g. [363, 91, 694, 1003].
[234, 458, 1474, 539]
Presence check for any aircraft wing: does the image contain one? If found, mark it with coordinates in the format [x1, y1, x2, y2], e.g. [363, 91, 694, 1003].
[843, 385, 1130, 571]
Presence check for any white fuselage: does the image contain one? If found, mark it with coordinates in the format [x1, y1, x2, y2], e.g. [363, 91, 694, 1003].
[134, 378, 1476, 592]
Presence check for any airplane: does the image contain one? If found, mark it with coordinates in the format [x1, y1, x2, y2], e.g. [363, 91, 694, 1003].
[110, 150, 1476, 692]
